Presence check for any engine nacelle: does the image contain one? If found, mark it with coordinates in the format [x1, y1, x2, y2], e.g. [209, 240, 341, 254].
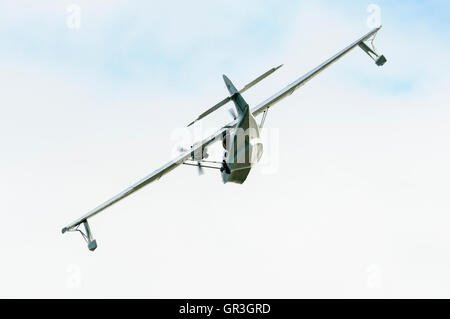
[191, 146, 208, 161]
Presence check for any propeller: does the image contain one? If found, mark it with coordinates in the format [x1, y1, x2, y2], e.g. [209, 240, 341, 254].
[197, 162, 204, 176]
[177, 146, 189, 153]
[178, 145, 205, 176]
[228, 108, 237, 120]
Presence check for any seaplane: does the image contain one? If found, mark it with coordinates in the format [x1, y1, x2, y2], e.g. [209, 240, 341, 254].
[62, 26, 387, 251]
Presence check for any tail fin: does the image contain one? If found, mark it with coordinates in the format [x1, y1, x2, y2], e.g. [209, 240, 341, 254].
[223, 75, 248, 115]
[223, 75, 238, 95]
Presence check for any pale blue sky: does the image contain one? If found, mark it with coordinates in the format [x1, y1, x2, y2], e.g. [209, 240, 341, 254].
[1, 0, 448, 92]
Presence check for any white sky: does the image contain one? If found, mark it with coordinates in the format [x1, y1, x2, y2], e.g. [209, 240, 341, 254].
[1, 1, 450, 298]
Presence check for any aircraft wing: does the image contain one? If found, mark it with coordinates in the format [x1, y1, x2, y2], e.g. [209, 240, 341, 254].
[251, 26, 384, 117]
[61, 122, 237, 234]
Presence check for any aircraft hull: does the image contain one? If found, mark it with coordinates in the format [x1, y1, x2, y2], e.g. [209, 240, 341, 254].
[222, 106, 263, 184]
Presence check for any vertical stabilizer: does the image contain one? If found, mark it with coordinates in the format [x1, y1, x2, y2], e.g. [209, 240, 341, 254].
[223, 75, 249, 115]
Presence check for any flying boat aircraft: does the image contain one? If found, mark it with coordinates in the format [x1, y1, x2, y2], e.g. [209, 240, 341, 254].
[62, 27, 387, 251]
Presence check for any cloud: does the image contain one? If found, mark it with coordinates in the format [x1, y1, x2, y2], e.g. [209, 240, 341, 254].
[1, 0, 450, 298]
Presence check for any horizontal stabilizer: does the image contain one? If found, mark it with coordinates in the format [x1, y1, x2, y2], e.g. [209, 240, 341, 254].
[187, 64, 283, 127]
[187, 96, 231, 127]
[240, 64, 283, 94]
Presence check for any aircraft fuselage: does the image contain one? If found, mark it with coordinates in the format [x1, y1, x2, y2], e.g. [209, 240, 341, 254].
[221, 105, 263, 184]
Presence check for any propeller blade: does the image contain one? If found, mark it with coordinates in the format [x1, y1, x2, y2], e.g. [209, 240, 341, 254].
[177, 146, 188, 153]
[239, 64, 283, 94]
[228, 108, 237, 120]
[197, 162, 204, 175]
